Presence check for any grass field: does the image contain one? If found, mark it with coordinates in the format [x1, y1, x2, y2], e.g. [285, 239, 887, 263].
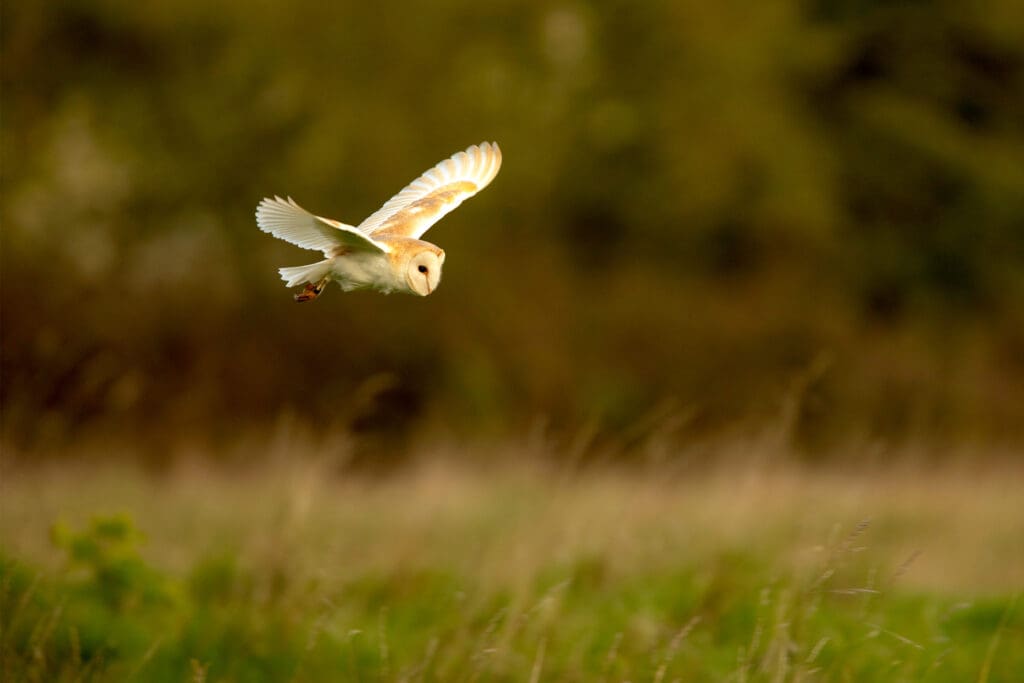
[2, 443, 1022, 682]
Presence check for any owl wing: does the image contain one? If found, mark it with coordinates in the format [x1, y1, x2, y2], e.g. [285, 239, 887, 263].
[357, 142, 502, 240]
[256, 196, 388, 255]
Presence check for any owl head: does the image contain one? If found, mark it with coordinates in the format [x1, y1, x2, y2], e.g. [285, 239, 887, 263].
[404, 246, 445, 296]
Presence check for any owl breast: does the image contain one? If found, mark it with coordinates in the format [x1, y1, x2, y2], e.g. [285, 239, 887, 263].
[329, 251, 400, 293]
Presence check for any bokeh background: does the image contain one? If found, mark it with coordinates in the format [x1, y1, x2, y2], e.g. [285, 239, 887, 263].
[4, 4, 1024, 681]
[3, 0, 1024, 459]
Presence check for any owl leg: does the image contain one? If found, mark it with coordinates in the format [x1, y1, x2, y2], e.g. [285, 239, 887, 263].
[294, 277, 330, 303]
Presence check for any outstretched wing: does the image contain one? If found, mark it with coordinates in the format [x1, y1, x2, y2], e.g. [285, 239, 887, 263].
[357, 142, 502, 240]
[256, 196, 388, 256]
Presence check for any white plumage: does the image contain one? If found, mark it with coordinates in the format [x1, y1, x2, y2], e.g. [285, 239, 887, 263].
[256, 142, 501, 300]
[256, 196, 387, 255]
[356, 142, 503, 238]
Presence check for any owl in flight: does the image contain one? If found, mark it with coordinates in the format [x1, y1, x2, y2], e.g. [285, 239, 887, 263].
[256, 142, 501, 301]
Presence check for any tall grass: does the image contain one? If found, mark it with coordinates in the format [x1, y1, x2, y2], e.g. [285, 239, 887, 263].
[2, 446, 1022, 681]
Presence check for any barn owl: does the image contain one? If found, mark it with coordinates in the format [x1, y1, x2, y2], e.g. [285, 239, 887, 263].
[256, 142, 501, 301]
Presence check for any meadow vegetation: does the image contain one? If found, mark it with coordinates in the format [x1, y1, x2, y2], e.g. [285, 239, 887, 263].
[3, 441, 1022, 681]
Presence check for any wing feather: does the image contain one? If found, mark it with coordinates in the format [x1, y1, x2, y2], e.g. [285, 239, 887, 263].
[256, 196, 387, 256]
[358, 142, 502, 239]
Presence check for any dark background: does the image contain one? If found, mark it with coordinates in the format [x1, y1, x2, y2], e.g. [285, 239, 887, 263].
[4, 0, 1023, 462]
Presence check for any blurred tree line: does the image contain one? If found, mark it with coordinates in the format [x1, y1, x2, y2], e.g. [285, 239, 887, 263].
[3, 0, 1023, 459]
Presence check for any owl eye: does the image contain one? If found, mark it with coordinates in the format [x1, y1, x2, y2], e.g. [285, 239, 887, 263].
[418, 265, 428, 273]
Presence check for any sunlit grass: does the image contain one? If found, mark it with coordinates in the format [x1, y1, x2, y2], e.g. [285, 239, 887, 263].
[2, 444, 1022, 681]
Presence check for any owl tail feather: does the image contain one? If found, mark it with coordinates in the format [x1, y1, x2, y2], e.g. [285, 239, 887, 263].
[279, 260, 332, 288]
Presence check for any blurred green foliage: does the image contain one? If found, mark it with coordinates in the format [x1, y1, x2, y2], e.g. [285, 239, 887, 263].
[50, 514, 172, 611]
[2, 515, 1021, 681]
[2, 0, 1023, 456]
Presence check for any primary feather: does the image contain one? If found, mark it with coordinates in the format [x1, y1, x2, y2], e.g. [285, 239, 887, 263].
[357, 142, 502, 239]
[256, 196, 387, 255]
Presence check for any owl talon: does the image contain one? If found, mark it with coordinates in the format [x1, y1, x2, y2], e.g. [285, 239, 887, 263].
[295, 278, 329, 302]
